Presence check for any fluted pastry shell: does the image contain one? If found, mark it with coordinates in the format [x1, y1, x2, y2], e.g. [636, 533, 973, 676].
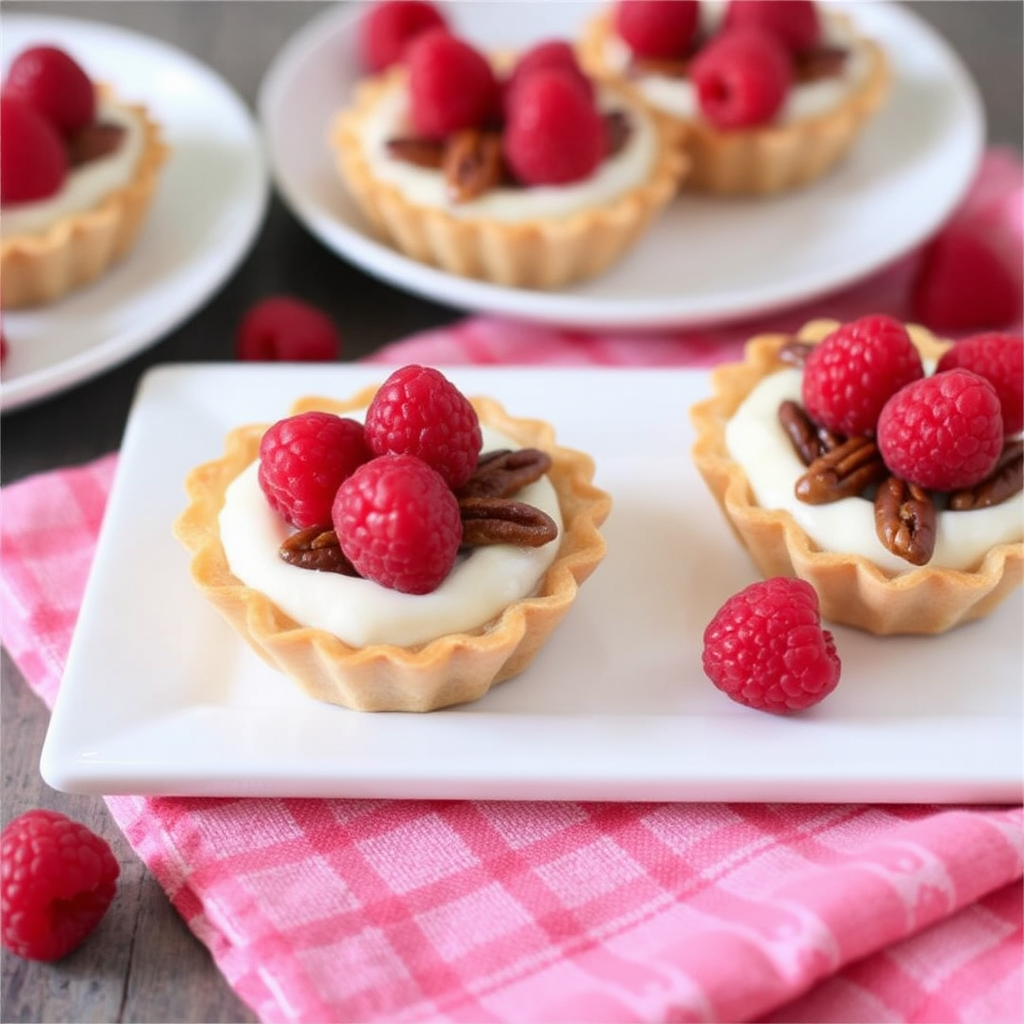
[690, 320, 1023, 635]
[0, 92, 168, 309]
[579, 10, 890, 196]
[329, 66, 686, 289]
[175, 388, 612, 712]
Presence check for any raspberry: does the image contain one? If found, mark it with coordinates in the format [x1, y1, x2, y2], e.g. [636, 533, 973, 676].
[689, 27, 793, 130]
[364, 365, 482, 489]
[503, 68, 607, 186]
[1, 810, 119, 962]
[702, 578, 841, 714]
[406, 30, 499, 139]
[258, 412, 372, 529]
[0, 96, 68, 204]
[877, 369, 1004, 491]
[3, 45, 96, 134]
[236, 296, 341, 362]
[801, 315, 925, 438]
[911, 224, 1022, 333]
[936, 333, 1024, 434]
[332, 454, 463, 594]
[504, 40, 594, 113]
[614, 0, 700, 59]
[359, 0, 448, 72]
[722, 0, 820, 54]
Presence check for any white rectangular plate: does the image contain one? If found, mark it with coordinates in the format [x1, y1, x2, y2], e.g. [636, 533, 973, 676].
[41, 365, 1022, 802]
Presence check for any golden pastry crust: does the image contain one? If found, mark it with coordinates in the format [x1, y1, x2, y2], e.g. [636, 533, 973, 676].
[690, 320, 1023, 635]
[0, 91, 169, 309]
[175, 388, 612, 711]
[578, 9, 890, 196]
[329, 66, 686, 289]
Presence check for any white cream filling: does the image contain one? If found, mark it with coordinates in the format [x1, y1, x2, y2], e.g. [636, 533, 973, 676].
[360, 81, 658, 222]
[604, 4, 872, 124]
[1, 97, 145, 239]
[725, 368, 1023, 574]
[219, 423, 564, 647]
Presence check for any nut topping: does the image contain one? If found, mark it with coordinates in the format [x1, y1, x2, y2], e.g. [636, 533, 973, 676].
[459, 497, 558, 548]
[280, 528, 359, 576]
[777, 339, 815, 367]
[948, 439, 1024, 511]
[443, 128, 504, 203]
[874, 476, 937, 566]
[795, 436, 888, 504]
[778, 400, 841, 466]
[457, 447, 553, 500]
[795, 45, 849, 83]
[385, 136, 446, 169]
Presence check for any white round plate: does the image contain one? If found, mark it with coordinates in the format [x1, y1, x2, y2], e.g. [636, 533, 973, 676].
[1, 14, 270, 413]
[258, 0, 983, 330]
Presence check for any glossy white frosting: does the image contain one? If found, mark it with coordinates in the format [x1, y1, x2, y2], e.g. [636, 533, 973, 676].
[220, 422, 564, 647]
[725, 368, 1023, 573]
[603, 3, 873, 124]
[1, 97, 145, 238]
[359, 80, 659, 222]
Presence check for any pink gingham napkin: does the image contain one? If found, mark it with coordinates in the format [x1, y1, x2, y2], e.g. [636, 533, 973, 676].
[2, 151, 1023, 1024]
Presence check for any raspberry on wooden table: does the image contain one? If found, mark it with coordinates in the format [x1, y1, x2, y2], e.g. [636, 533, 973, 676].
[503, 68, 607, 186]
[702, 578, 841, 714]
[689, 27, 793, 130]
[614, 0, 700, 60]
[332, 454, 463, 594]
[236, 296, 341, 362]
[0, 96, 68, 204]
[801, 314, 924, 438]
[937, 332, 1024, 435]
[258, 412, 372, 530]
[406, 29, 499, 140]
[504, 40, 594, 112]
[359, 0, 448, 73]
[722, 0, 821, 54]
[877, 369, 1005, 491]
[364, 364, 482, 489]
[3, 45, 96, 134]
[1, 809, 119, 962]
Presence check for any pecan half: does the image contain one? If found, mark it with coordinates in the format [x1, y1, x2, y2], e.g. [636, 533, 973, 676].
[795, 436, 888, 504]
[604, 110, 632, 157]
[459, 497, 558, 548]
[444, 129, 504, 203]
[457, 448, 553, 500]
[629, 55, 691, 78]
[280, 528, 359, 576]
[778, 400, 841, 466]
[776, 339, 815, 367]
[795, 45, 849, 83]
[67, 122, 126, 167]
[385, 136, 446, 169]
[874, 476, 937, 566]
[948, 440, 1024, 511]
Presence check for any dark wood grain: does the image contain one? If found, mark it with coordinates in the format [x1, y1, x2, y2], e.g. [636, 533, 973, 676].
[1, 2, 1021, 1021]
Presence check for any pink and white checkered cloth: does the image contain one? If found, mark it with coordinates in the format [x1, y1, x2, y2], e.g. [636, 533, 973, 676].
[2, 151, 1022, 1024]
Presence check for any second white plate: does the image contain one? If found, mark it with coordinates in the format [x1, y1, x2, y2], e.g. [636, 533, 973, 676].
[258, 0, 983, 329]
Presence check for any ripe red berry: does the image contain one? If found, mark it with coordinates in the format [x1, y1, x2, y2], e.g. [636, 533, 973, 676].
[258, 412, 372, 529]
[236, 296, 341, 362]
[877, 369, 1005, 491]
[690, 27, 793, 130]
[1, 810, 119, 962]
[0, 96, 68, 204]
[504, 40, 594, 114]
[702, 577, 841, 714]
[3, 45, 96, 134]
[614, 0, 700, 59]
[332, 454, 463, 594]
[911, 224, 1022, 334]
[722, 0, 820, 54]
[364, 364, 482, 489]
[936, 333, 1023, 435]
[503, 68, 607, 186]
[406, 29, 499, 139]
[359, 0, 448, 73]
[801, 315, 925, 438]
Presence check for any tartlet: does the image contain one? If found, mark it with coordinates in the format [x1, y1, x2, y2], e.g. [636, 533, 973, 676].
[174, 386, 611, 712]
[690, 319, 1023, 634]
[329, 63, 686, 289]
[578, 3, 890, 196]
[0, 87, 168, 309]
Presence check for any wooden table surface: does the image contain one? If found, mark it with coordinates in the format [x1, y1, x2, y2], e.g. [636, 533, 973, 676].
[2, 2, 1021, 1021]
